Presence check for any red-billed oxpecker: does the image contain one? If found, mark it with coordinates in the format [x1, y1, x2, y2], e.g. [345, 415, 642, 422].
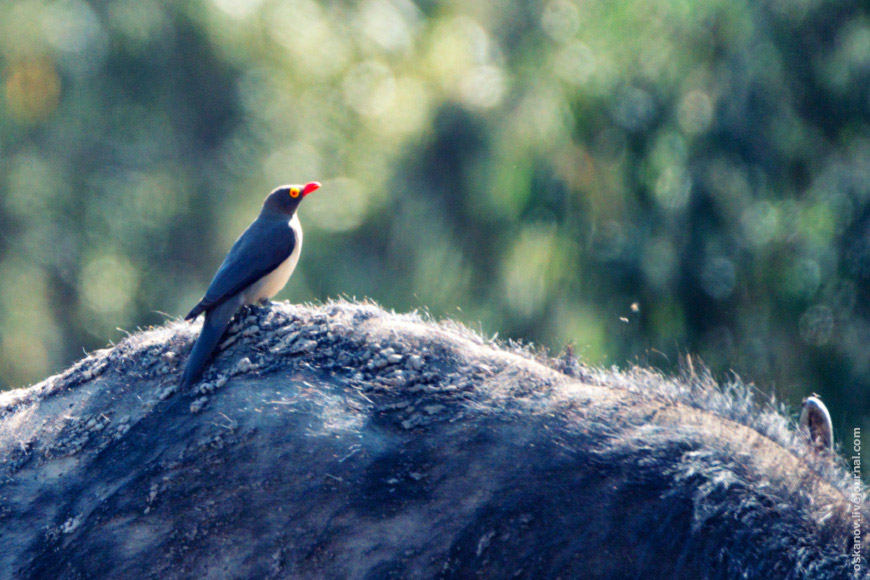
[180, 182, 321, 387]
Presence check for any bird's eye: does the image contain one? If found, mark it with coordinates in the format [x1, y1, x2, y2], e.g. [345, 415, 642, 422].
[289, 188, 300, 198]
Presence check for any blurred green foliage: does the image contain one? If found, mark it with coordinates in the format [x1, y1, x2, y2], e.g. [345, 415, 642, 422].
[0, 0, 868, 456]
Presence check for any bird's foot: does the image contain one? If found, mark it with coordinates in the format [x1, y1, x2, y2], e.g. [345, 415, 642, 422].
[251, 298, 275, 314]
[239, 300, 272, 320]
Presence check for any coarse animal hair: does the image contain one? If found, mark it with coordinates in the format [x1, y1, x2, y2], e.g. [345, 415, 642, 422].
[0, 299, 866, 579]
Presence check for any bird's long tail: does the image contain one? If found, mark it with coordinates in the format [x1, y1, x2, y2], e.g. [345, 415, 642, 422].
[180, 297, 241, 388]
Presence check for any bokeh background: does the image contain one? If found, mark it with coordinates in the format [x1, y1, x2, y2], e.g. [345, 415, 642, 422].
[0, 0, 868, 468]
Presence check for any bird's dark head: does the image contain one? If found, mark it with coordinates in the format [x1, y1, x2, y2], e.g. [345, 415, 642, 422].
[262, 182, 321, 216]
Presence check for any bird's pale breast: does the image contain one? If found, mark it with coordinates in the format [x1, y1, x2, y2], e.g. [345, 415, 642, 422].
[241, 214, 303, 304]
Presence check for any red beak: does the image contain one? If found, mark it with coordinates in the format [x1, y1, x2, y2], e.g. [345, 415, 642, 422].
[301, 182, 321, 197]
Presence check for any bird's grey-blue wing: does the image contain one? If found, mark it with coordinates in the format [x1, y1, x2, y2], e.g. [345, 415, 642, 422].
[185, 218, 295, 319]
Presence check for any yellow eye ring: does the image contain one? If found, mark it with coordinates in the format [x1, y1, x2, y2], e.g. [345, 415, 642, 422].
[289, 188, 300, 198]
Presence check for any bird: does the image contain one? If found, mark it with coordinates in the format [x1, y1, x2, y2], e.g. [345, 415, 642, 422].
[799, 394, 834, 452]
[180, 182, 321, 388]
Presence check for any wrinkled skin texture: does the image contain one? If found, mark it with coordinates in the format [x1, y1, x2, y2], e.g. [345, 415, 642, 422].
[0, 301, 866, 579]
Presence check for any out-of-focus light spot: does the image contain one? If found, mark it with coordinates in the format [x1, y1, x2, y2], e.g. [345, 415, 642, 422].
[541, 0, 579, 43]
[126, 171, 187, 225]
[80, 253, 140, 314]
[305, 177, 369, 232]
[819, 189, 855, 231]
[42, 0, 107, 75]
[3, 153, 64, 218]
[264, 142, 322, 187]
[0, 331, 48, 388]
[799, 304, 834, 346]
[650, 131, 687, 170]
[343, 60, 396, 117]
[554, 41, 596, 85]
[459, 65, 506, 109]
[412, 236, 470, 305]
[705, 158, 751, 205]
[42, 0, 101, 54]
[740, 201, 779, 247]
[612, 86, 655, 131]
[654, 165, 692, 210]
[639, 41, 674, 81]
[553, 303, 606, 363]
[843, 23, 870, 71]
[425, 17, 490, 90]
[816, 52, 850, 94]
[677, 89, 713, 135]
[799, 203, 835, 247]
[85, 170, 168, 245]
[0, 261, 58, 385]
[778, 199, 803, 242]
[0, 262, 50, 327]
[701, 256, 736, 300]
[784, 259, 821, 299]
[647, 131, 688, 194]
[357, 0, 420, 54]
[346, 147, 391, 202]
[211, 0, 264, 19]
[642, 238, 676, 288]
[4, 58, 61, 122]
[375, 75, 430, 138]
[502, 225, 563, 318]
[768, 0, 822, 22]
[267, 0, 349, 78]
[237, 66, 293, 121]
[107, 0, 169, 46]
[0, 4, 45, 59]
[513, 88, 572, 145]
